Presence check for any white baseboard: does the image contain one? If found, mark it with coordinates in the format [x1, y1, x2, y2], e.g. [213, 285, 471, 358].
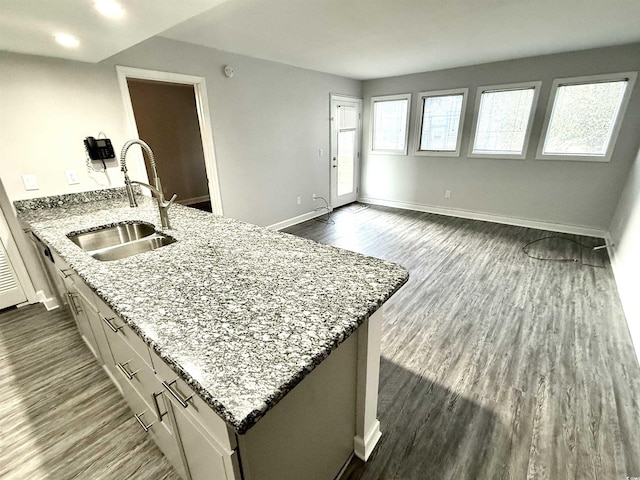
[267, 209, 331, 231]
[36, 289, 59, 311]
[606, 237, 640, 365]
[359, 196, 608, 238]
[353, 420, 382, 462]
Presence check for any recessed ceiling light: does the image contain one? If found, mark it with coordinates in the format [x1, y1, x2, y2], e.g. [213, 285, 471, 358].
[94, 0, 124, 18]
[54, 33, 80, 48]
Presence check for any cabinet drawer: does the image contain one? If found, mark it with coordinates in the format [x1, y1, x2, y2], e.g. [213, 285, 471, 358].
[70, 274, 97, 310]
[95, 299, 154, 368]
[150, 350, 237, 453]
[47, 245, 73, 278]
[109, 328, 158, 412]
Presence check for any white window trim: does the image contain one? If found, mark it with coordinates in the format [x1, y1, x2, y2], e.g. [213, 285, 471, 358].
[468, 81, 541, 160]
[414, 88, 468, 157]
[370, 93, 412, 155]
[535, 71, 637, 163]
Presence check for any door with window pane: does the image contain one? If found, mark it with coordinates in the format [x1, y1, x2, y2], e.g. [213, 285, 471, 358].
[330, 95, 362, 208]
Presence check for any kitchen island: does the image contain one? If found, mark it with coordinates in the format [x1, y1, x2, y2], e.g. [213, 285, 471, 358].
[16, 188, 408, 480]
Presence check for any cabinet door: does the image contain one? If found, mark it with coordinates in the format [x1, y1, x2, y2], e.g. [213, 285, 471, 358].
[73, 278, 115, 369]
[65, 283, 99, 359]
[165, 393, 231, 480]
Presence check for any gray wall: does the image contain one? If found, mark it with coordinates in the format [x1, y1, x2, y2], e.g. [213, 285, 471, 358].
[0, 52, 130, 201]
[106, 37, 361, 225]
[610, 143, 640, 361]
[360, 43, 640, 232]
[0, 37, 361, 226]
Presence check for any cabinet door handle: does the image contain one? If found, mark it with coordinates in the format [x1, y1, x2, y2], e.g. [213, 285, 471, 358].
[116, 361, 138, 380]
[152, 391, 168, 421]
[67, 292, 80, 315]
[100, 313, 122, 333]
[162, 379, 193, 408]
[134, 412, 153, 432]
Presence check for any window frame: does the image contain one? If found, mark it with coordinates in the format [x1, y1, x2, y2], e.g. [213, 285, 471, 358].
[535, 72, 637, 163]
[369, 93, 412, 155]
[414, 88, 468, 157]
[468, 81, 541, 160]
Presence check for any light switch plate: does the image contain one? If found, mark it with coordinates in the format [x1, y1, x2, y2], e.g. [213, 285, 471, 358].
[65, 169, 79, 185]
[21, 174, 39, 191]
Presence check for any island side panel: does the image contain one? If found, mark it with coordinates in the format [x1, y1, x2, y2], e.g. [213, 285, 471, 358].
[237, 332, 358, 480]
[354, 308, 383, 461]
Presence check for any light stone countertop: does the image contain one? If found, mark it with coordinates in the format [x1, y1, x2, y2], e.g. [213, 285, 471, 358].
[16, 189, 408, 434]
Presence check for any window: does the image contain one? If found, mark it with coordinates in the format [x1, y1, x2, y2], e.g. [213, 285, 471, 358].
[537, 72, 637, 162]
[416, 88, 468, 156]
[370, 93, 411, 155]
[469, 82, 540, 159]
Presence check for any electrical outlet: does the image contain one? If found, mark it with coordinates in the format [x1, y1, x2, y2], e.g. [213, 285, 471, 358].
[65, 169, 79, 185]
[21, 174, 39, 191]
[296, 196, 301, 205]
[445, 189, 452, 199]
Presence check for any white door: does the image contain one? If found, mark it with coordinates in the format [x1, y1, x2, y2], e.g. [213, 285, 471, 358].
[330, 95, 362, 208]
[0, 215, 27, 309]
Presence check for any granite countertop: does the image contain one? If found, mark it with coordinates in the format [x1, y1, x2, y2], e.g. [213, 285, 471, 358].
[16, 188, 408, 434]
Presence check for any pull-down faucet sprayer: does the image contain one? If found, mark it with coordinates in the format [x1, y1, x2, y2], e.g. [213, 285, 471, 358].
[120, 139, 177, 229]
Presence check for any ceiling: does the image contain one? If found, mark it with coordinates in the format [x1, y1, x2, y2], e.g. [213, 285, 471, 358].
[1, 0, 639, 79]
[0, 0, 228, 63]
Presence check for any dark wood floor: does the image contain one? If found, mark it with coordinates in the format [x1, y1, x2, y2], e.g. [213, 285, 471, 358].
[284, 204, 640, 480]
[0, 305, 179, 480]
[1, 204, 639, 480]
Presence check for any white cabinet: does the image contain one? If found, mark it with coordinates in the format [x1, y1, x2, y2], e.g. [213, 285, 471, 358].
[150, 350, 241, 480]
[69, 276, 114, 367]
[36, 237, 380, 480]
[65, 280, 100, 359]
[164, 391, 234, 480]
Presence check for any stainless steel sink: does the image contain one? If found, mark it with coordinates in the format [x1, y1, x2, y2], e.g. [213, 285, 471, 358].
[68, 222, 176, 261]
[69, 222, 156, 250]
[91, 235, 177, 261]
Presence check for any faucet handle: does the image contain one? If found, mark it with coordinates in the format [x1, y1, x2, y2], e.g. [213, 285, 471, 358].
[164, 194, 177, 208]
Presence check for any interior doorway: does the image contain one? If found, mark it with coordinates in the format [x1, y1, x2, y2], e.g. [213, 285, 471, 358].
[116, 67, 223, 215]
[330, 95, 362, 208]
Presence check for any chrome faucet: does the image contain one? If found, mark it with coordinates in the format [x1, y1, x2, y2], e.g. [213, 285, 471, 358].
[120, 139, 177, 229]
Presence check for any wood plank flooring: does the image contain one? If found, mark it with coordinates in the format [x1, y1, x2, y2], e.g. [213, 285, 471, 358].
[0, 305, 179, 480]
[284, 205, 640, 480]
[1, 204, 638, 480]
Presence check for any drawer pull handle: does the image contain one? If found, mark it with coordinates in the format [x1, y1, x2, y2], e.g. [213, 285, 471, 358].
[100, 313, 123, 333]
[134, 412, 153, 432]
[162, 379, 193, 408]
[116, 361, 138, 380]
[152, 391, 168, 420]
[58, 268, 72, 279]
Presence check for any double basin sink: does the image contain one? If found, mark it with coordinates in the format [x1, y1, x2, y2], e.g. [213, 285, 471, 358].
[68, 222, 176, 261]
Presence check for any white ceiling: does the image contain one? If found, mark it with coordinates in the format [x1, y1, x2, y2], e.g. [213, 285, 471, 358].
[162, 0, 640, 79]
[1, 0, 639, 79]
[0, 0, 227, 63]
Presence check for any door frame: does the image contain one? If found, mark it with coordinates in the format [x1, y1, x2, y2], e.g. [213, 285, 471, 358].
[330, 94, 362, 208]
[116, 66, 223, 215]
